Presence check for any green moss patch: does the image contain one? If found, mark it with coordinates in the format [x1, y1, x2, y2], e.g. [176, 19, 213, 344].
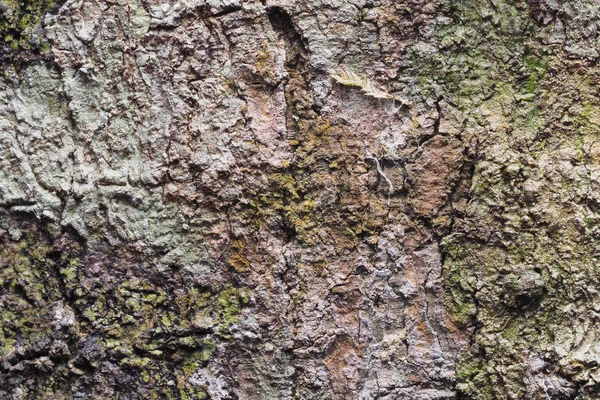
[0, 0, 63, 56]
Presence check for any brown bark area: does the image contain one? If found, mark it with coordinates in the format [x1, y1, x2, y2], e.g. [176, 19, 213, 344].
[2, 0, 600, 399]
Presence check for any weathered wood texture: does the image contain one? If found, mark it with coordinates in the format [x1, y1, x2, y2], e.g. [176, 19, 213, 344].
[0, 0, 599, 399]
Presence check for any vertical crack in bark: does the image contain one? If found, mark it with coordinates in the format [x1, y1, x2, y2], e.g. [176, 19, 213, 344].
[267, 6, 312, 140]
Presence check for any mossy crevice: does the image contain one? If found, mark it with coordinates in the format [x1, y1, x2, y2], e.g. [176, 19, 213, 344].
[0, 216, 251, 397]
[0, 0, 64, 62]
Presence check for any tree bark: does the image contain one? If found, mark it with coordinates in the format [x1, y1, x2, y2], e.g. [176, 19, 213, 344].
[0, 0, 598, 399]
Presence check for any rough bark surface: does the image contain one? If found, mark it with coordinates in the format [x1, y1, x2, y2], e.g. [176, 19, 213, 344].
[1, 0, 600, 399]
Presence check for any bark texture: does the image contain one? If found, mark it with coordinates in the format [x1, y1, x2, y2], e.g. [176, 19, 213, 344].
[1, 0, 599, 399]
